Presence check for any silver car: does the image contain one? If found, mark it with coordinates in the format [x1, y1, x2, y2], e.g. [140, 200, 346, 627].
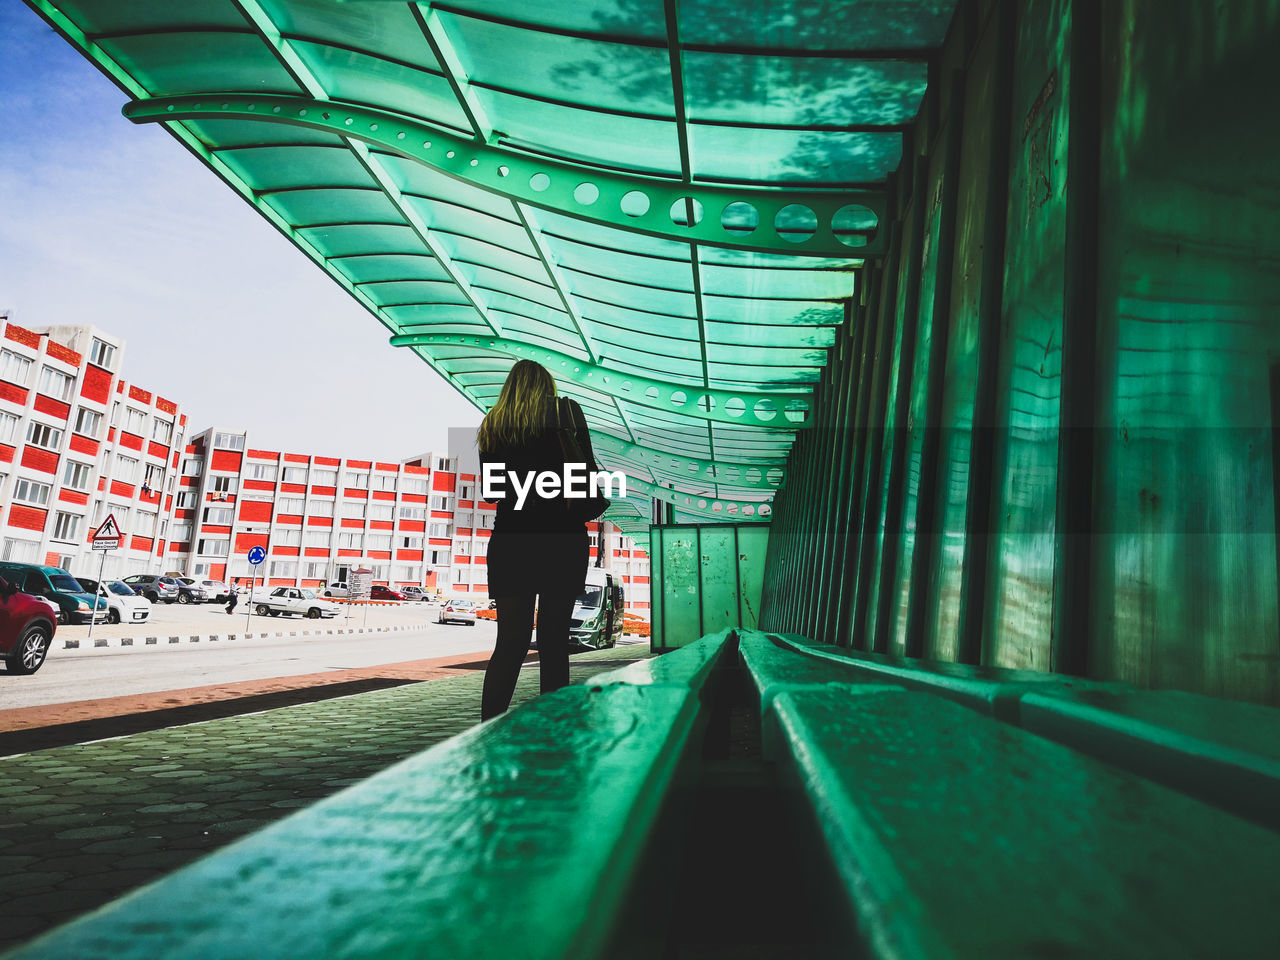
[436, 599, 477, 625]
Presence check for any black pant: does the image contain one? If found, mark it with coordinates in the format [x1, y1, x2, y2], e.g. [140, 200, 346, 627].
[481, 592, 576, 721]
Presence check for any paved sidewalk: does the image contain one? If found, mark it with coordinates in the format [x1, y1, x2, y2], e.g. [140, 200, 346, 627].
[0, 644, 651, 954]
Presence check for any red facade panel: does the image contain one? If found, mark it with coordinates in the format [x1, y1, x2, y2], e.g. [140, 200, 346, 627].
[280, 483, 306, 494]
[68, 434, 98, 456]
[247, 448, 278, 460]
[0, 381, 28, 405]
[337, 549, 361, 558]
[58, 489, 89, 506]
[372, 490, 395, 501]
[119, 431, 144, 451]
[369, 551, 391, 560]
[3, 323, 40, 348]
[235, 532, 267, 553]
[315, 456, 340, 466]
[432, 472, 455, 491]
[243, 479, 275, 492]
[7, 505, 46, 531]
[277, 514, 303, 525]
[345, 488, 368, 499]
[157, 397, 178, 415]
[395, 550, 424, 561]
[340, 518, 363, 529]
[458, 500, 474, 510]
[80, 364, 112, 402]
[203, 525, 232, 537]
[128, 384, 152, 404]
[148, 441, 168, 460]
[0, 443, 13, 463]
[369, 521, 393, 531]
[304, 548, 329, 557]
[210, 450, 242, 472]
[271, 547, 300, 557]
[20, 446, 57, 474]
[239, 500, 273, 523]
[283, 453, 308, 463]
[130, 536, 153, 552]
[456, 528, 472, 537]
[311, 485, 336, 496]
[400, 493, 427, 504]
[46, 341, 81, 365]
[33, 394, 70, 420]
[348, 459, 372, 469]
[110, 480, 134, 498]
[306, 517, 333, 527]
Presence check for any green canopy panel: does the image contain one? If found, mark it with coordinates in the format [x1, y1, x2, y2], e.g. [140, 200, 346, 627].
[26, 0, 957, 530]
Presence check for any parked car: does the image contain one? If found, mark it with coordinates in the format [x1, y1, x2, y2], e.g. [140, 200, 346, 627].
[0, 562, 108, 625]
[250, 587, 340, 619]
[122, 574, 182, 604]
[437, 599, 477, 626]
[178, 577, 230, 602]
[400, 585, 430, 602]
[0, 576, 58, 675]
[322, 580, 349, 598]
[370, 585, 405, 601]
[76, 578, 152, 625]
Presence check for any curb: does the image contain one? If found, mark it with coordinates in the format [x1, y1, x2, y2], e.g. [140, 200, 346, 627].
[59, 623, 434, 652]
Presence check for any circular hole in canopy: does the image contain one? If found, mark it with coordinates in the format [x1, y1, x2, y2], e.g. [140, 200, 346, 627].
[670, 197, 704, 227]
[721, 201, 759, 236]
[832, 203, 878, 248]
[724, 397, 746, 418]
[621, 190, 650, 217]
[670, 390, 687, 407]
[754, 399, 778, 422]
[775, 204, 818, 243]
[498, 165, 510, 177]
[784, 399, 810, 423]
[573, 182, 600, 205]
[530, 172, 551, 192]
[644, 386, 659, 400]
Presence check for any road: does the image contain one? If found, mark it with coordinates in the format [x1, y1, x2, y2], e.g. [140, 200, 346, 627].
[2, 618, 499, 710]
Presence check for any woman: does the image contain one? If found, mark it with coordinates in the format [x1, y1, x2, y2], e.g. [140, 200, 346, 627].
[477, 359, 597, 720]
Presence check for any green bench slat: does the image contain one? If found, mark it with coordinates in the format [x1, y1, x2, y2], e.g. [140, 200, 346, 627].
[768, 687, 1280, 960]
[4, 675, 719, 960]
[1019, 688, 1280, 831]
[589, 628, 731, 690]
[771, 633, 1121, 721]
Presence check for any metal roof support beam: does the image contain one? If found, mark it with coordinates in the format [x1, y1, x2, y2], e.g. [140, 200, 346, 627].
[624, 475, 771, 522]
[123, 96, 887, 258]
[389, 333, 813, 428]
[592, 435, 785, 489]
[411, 3, 496, 144]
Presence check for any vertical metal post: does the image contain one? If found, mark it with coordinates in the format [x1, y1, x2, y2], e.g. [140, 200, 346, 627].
[873, 155, 930, 654]
[905, 69, 967, 659]
[802, 363, 837, 637]
[1052, 0, 1102, 676]
[957, 0, 1017, 666]
[812, 313, 856, 640]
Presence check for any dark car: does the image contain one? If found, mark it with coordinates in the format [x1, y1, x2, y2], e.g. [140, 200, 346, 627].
[0, 562, 108, 625]
[0, 576, 58, 674]
[122, 574, 183, 604]
[370, 585, 405, 601]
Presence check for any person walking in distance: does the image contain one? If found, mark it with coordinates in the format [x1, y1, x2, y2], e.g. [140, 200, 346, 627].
[225, 579, 239, 615]
[477, 359, 602, 720]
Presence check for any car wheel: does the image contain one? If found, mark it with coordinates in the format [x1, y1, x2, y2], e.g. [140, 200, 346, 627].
[108, 609, 121, 625]
[468, 621, 475, 627]
[7, 624, 51, 675]
[177, 593, 190, 604]
[256, 604, 271, 617]
[269, 610, 281, 617]
[146, 592, 159, 603]
[306, 608, 321, 619]
[323, 591, 331, 598]
[57, 609, 71, 626]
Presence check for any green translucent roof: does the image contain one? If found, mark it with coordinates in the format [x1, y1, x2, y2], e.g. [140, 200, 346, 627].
[26, 0, 955, 534]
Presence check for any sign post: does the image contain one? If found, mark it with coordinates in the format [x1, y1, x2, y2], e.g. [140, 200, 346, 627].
[350, 565, 372, 630]
[245, 545, 266, 635]
[87, 514, 122, 646]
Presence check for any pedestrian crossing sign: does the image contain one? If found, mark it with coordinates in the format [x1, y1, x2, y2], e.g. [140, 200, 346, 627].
[92, 514, 122, 551]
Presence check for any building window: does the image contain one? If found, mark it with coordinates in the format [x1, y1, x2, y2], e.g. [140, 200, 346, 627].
[478, 513, 493, 529]
[176, 490, 196, 509]
[63, 460, 91, 490]
[312, 469, 337, 486]
[303, 561, 327, 579]
[213, 432, 245, 451]
[343, 501, 366, 520]
[37, 366, 74, 401]
[279, 466, 305, 483]
[52, 512, 81, 541]
[369, 504, 393, 521]
[151, 419, 173, 443]
[338, 532, 363, 549]
[246, 463, 277, 481]
[460, 483, 474, 500]
[400, 505, 426, 521]
[1, 537, 40, 563]
[26, 421, 62, 450]
[13, 478, 52, 506]
[372, 474, 397, 491]
[142, 463, 164, 492]
[458, 511, 474, 527]
[197, 538, 230, 556]
[429, 522, 451, 538]
[430, 495, 447, 510]
[304, 531, 330, 548]
[202, 506, 234, 525]
[368, 534, 392, 551]
[115, 456, 138, 482]
[277, 528, 302, 547]
[307, 498, 333, 516]
[211, 475, 236, 493]
[74, 407, 103, 437]
[89, 337, 115, 368]
[402, 478, 428, 495]
[345, 470, 369, 488]
[399, 535, 423, 550]
[0, 411, 18, 444]
[182, 458, 202, 476]
[1, 349, 33, 385]
[122, 407, 147, 435]
[279, 496, 305, 514]
[171, 522, 192, 542]
[137, 510, 158, 536]
[430, 549, 450, 565]
[269, 560, 298, 577]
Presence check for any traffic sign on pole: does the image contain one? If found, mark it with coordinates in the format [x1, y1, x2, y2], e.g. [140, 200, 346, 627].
[91, 514, 122, 551]
[247, 545, 266, 566]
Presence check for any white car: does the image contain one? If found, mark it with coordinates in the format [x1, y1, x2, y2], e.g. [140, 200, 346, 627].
[250, 587, 340, 619]
[76, 578, 152, 625]
[181, 577, 231, 602]
[400, 585, 430, 601]
[322, 580, 349, 599]
[437, 599, 477, 625]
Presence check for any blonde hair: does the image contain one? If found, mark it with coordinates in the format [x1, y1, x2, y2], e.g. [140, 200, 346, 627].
[478, 359, 557, 452]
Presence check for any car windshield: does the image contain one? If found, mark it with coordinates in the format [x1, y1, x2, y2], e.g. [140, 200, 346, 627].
[161, 578, 180, 585]
[453, 601, 473, 608]
[51, 574, 83, 592]
[576, 586, 604, 609]
[299, 589, 318, 600]
[108, 581, 135, 596]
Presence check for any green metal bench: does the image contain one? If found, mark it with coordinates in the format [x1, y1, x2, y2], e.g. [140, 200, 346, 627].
[737, 629, 1280, 958]
[768, 632, 1280, 830]
[4, 632, 732, 960]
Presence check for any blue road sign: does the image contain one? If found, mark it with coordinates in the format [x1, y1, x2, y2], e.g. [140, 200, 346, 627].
[247, 546, 266, 565]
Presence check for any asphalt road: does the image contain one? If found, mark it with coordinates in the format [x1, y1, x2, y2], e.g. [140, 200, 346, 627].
[3, 616, 499, 710]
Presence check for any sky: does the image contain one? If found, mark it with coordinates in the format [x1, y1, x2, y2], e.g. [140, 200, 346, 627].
[0, 3, 483, 463]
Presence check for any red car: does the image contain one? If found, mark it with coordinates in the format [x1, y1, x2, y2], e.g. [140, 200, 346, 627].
[369, 585, 406, 601]
[1, 576, 58, 675]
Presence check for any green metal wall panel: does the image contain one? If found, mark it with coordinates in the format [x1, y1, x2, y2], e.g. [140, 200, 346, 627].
[982, 0, 1070, 670]
[652, 523, 770, 650]
[1090, 0, 1280, 704]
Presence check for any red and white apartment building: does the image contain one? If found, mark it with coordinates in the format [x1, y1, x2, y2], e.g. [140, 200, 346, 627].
[0, 318, 650, 608]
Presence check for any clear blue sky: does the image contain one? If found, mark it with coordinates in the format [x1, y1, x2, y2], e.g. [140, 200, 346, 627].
[0, 3, 482, 462]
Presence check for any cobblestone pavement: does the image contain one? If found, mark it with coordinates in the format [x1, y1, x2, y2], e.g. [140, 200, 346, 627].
[0, 645, 649, 954]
